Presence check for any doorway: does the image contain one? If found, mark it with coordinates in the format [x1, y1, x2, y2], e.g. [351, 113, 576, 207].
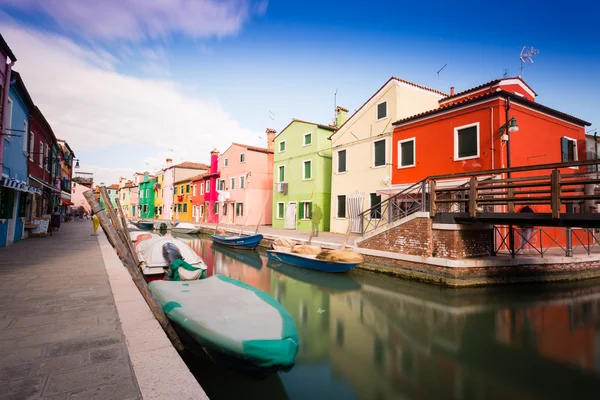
[6, 192, 18, 245]
[284, 202, 297, 230]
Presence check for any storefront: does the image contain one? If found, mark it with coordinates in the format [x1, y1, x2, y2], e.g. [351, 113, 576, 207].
[0, 176, 42, 247]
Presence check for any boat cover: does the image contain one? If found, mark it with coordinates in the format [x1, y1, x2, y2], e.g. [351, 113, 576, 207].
[173, 222, 198, 231]
[136, 236, 205, 268]
[149, 276, 298, 369]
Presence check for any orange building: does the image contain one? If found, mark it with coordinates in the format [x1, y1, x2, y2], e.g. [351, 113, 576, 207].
[391, 78, 590, 187]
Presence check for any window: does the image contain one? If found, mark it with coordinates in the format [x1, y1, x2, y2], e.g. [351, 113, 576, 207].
[230, 177, 235, 190]
[278, 165, 285, 183]
[240, 176, 245, 189]
[279, 141, 286, 152]
[454, 123, 479, 160]
[39, 142, 43, 167]
[373, 139, 386, 167]
[277, 202, 285, 219]
[299, 201, 312, 220]
[337, 150, 347, 173]
[177, 204, 182, 212]
[214, 202, 219, 214]
[192, 205, 196, 217]
[45, 144, 50, 171]
[218, 179, 225, 191]
[370, 193, 382, 219]
[183, 203, 187, 213]
[200, 205, 204, 216]
[240, 153, 246, 163]
[186, 184, 190, 193]
[4, 98, 12, 141]
[193, 185, 196, 196]
[398, 138, 416, 168]
[22, 121, 28, 153]
[236, 203, 243, 217]
[303, 132, 312, 146]
[376, 101, 387, 120]
[337, 195, 347, 218]
[302, 160, 312, 180]
[561, 137, 578, 162]
[146, 189, 150, 198]
[143, 204, 148, 213]
[206, 181, 210, 193]
[200, 183, 205, 195]
[223, 203, 228, 215]
[180, 185, 184, 194]
[224, 158, 229, 167]
[174, 186, 178, 195]
[0, 187, 14, 219]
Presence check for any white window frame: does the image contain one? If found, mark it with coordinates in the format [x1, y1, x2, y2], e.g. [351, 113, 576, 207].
[370, 192, 383, 220]
[192, 184, 196, 196]
[206, 181, 210, 193]
[302, 159, 313, 181]
[376, 100, 388, 121]
[300, 201, 312, 220]
[372, 138, 387, 168]
[279, 141, 286, 153]
[39, 141, 43, 167]
[29, 131, 34, 161]
[278, 165, 285, 183]
[22, 120, 28, 154]
[397, 137, 416, 169]
[45, 144, 50, 171]
[562, 136, 579, 169]
[224, 158, 229, 167]
[336, 195, 347, 219]
[192, 205, 196, 217]
[200, 183, 205, 195]
[230, 177, 235, 190]
[235, 202, 243, 217]
[200, 205, 204, 217]
[276, 202, 285, 219]
[4, 98, 13, 142]
[240, 152, 246, 163]
[454, 122, 480, 161]
[337, 149, 347, 174]
[303, 132, 313, 147]
[240, 175, 245, 189]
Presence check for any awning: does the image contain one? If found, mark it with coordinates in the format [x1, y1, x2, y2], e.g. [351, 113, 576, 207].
[61, 191, 71, 200]
[28, 175, 61, 193]
[376, 175, 497, 196]
[62, 199, 74, 205]
[1, 175, 42, 195]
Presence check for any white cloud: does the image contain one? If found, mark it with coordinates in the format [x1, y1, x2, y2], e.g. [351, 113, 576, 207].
[2, 23, 263, 184]
[0, 0, 266, 41]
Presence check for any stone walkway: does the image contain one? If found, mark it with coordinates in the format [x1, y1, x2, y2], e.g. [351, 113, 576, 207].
[0, 221, 141, 400]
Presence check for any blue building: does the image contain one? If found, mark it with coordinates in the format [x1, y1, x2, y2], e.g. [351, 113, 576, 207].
[0, 71, 39, 247]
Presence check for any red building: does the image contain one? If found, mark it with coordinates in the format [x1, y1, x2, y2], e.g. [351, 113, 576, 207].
[391, 77, 591, 187]
[190, 172, 207, 223]
[191, 149, 220, 224]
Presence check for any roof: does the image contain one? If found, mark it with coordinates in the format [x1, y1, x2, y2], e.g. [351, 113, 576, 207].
[0, 34, 16, 62]
[56, 139, 75, 158]
[106, 184, 119, 190]
[231, 143, 273, 154]
[393, 90, 591, 127]
[441, 77, 537, 103]
[329, 76, 449, 139]
[174, 177, 193, 184]
[274, 118, 336, 141]
[174, 161, 210, 170]
[10, 71, 34, 111]
[189, 172, 210, 182]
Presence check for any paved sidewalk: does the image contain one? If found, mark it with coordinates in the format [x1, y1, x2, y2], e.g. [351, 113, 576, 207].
[0, 221, 141, 400]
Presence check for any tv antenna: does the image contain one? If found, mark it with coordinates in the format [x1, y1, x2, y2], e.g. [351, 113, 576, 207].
[437, 64, 447, 80]
[334, 88, 338, 125]
[268, 110, 275, 122]
[520, 46, 539, 77]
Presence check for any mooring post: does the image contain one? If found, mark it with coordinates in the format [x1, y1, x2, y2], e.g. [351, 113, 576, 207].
[566, 227, 573, 257]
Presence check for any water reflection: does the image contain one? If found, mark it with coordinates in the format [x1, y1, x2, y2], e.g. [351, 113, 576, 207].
[176, 234, 600, 400]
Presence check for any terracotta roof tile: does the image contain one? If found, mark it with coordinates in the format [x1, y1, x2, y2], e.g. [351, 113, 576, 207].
[231, 143, 274, 154]
[274, 118, 335, 141]
[174, 161, 210, 170]
[106, 184, 120, 190]
[440, 76, 537, 103]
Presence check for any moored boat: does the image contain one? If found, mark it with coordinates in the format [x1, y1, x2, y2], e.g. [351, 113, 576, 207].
[149, 276, 298, 376]
[212, 233, 263, 250]
[266, 249, 361, 273]
[135, 220, 154, 230]
[136, 236, 207, 281]
[172, 222, 201, 234]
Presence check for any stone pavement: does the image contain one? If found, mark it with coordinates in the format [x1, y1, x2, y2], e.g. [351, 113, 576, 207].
[0, 221, 142, 400]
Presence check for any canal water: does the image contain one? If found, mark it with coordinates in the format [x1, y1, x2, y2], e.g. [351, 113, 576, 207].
[173, 233, 600, 400]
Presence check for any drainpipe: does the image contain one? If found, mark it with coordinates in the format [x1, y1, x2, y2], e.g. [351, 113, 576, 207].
[0, 59, 15, 175]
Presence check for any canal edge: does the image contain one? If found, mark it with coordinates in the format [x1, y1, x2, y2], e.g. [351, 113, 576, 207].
[96, 231, 209, 399]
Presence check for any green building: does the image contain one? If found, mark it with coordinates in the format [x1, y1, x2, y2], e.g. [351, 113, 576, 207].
[138, 173, 156, 219]
[272, 119, 335, 232]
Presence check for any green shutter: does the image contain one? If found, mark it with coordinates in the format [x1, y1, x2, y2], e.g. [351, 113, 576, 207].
[304, 161, 311, 179]
[307, 202, 312, 220]
[374, 140, 386, 166]
[338, 150, 346, 172]
[278, 203, 284, 218]
[279, 166, 285, 182]
[457, 126, 478, 158]
[299, 202, 304, 219]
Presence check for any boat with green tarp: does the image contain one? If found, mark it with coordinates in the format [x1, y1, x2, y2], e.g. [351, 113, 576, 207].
[149, 276, 299, 376]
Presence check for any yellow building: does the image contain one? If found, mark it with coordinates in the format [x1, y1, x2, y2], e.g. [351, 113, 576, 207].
[173, 178, 193, 221]
[118, 177, 134, 217]
[154, 171, 164, 218]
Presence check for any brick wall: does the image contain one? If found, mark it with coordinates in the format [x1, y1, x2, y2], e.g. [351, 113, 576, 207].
[432, 229, 493, 259]
[357, 217, 432, 256]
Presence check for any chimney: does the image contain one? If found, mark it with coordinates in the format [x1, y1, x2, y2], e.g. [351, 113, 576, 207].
[210, 149, 219, 174]
[450, 86, 455, 96]
[266, 128, 276, 151]
[119, 177, 126, 188]
[166, 158, 173, 167]
[335, 106, 349, 128]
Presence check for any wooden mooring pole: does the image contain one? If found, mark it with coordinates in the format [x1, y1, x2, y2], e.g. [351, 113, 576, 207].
[84, 189, 184, 352]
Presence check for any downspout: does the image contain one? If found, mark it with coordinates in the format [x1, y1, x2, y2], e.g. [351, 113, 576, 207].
[0, 59, 15, 175]
[490, 106, 494, 170]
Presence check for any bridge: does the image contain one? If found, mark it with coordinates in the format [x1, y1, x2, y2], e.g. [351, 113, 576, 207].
[359, 159, 600, 258]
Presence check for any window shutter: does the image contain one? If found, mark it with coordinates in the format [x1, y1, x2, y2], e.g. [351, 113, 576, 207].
[457, 126, 477, 158]
[561, 137, 569, 162]
[338, 195, 346, 218]
[374, 140, 386, 166]
[299, 202, 304, 219]
[377, 102, 387, 120]
[401, 141, 414, 166]
[339, 150, 347, 172]
[308, 202, 312, 220]
[304, 161, 311, 179]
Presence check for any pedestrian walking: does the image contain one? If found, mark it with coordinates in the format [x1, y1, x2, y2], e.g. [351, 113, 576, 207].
[311, 204, 323, 237]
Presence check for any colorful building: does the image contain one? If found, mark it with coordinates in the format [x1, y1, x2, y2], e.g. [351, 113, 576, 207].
[154, 170, 164, 218]
[202, 150, 221, 224]
[118, 177, 133, 217]
[138, 173, 156, 219]
[173, 177, 193, 221]
[161, 159, 210, 220]
[57, 139, 75, 215]
[272, 119, 335, 232]
[217, 133, 274, 227]
[106, 184, 119, 209]
[190, 173, 207, 223]
[328, 78, 447, 234]
[130, 185, 139, 217]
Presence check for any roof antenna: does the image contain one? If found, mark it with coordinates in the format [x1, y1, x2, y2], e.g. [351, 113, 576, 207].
[334, 88, 338, 125]
[437, 64, 447, 80]
[520, 46, 539, 78]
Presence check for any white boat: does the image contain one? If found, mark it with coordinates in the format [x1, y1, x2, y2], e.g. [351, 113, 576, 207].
[172, 222, 201, 234]
[135, 236, 207, 280]
[130, 231, 156, 243]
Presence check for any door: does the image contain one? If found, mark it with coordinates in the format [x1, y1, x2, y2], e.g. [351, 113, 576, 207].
[284, 202, 296, 230]
[231, 203, 235, 224]
[348, 193, 365, 234]
[7, 192, 18, 245]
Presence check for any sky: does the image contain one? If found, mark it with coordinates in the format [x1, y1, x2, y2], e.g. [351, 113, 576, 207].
[1, 0, 599, 185]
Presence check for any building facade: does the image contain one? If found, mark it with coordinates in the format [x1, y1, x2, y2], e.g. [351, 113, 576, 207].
[190, 173, 207, 223]
[138, 173, 156, 219]
[161, 160, 209, 220]
[154, 171, 164, 218]
[272, 119, 334, 232]
[57, 139, 75, 215]
[173, 177, 192, 221]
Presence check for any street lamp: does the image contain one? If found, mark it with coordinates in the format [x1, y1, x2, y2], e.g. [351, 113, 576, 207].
[500, 117, 519, 142]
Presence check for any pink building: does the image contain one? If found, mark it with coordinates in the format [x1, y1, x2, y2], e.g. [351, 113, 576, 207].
[161, 159, 209, 220]
[217, 132, 274, 227]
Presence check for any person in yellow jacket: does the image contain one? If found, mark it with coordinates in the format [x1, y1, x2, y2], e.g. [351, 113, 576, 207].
[91, 211, 100, 236]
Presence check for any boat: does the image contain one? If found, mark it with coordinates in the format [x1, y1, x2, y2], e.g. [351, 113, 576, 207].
[172, 222, 201, 234]
[135, 220, 154, 230]
[154, 221, 173, 231]
[130, 231, 156, 243]
[212, 243, 263, 269]
[136, 236, 207, 282]
[267, 260, 361, 292]
[211, 233, 263, 250]
[149, 276, 298, 376]
[266, 249, 361, 273]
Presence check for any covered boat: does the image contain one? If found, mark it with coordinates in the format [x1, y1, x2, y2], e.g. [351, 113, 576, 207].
[212, 233, 263, 250]
[136, 236, 207, 281]
[149, 276, 298, 376]
[266, 249, 361, 273]
[135, 220, 154, 230]
[172, 222, 201, 234]
[130, 231, 156, 243]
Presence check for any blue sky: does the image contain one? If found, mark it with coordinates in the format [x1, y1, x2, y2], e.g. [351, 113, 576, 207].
[1, 0, 598, 184]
